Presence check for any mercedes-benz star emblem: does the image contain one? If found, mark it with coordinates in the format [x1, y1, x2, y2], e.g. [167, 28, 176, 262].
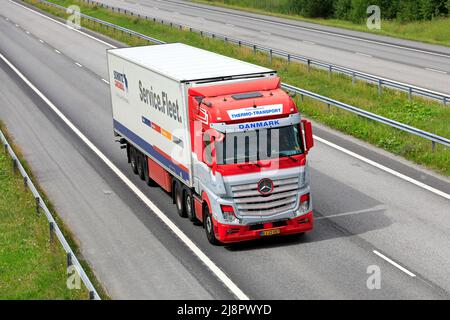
[258, 178, 274, 195]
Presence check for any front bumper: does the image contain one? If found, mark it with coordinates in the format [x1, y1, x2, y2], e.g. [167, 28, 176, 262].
[214, 211, 314, 243]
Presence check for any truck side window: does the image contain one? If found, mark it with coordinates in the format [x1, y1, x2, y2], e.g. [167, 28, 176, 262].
[203, 133, 213, 164]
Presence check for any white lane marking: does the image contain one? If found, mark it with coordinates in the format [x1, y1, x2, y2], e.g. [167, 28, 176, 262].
[75, 62, 83, 67]
[425, 68, 448, 75]
[355, 52, 372, 58]
[226, 23, 234, 27]
[373, 250, 416, 277]
[303, 40, 315, 45]
[54, 49, 61, 54]
[39, 39, 44, 43]
[101, 78, 110, 84]
[168, 0, 450, 59]
[314, 136, 450, 200]
[0, 52, 249, 301]
[260, 31, 271, 35]
[315, 204, 386, 220]
[9, 0, 116, 48]
[14, 0, 450, 201]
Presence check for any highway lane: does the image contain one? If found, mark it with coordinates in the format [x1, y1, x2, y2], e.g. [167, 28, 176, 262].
[88, 0, 450, 95]
[0, 15, 232, 301]
[1, 2, 450, 299]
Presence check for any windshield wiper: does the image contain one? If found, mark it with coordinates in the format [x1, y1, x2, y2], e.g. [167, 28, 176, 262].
[279, 152, 299, 162]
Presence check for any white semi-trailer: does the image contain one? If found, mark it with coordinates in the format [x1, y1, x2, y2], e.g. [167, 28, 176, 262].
[107, 43, 314, 244]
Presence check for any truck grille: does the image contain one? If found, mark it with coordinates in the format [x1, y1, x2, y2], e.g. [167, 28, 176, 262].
[231, 177, 299, 217]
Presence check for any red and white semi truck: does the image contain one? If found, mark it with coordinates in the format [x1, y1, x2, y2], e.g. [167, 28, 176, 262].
[107, 43, 314, 244]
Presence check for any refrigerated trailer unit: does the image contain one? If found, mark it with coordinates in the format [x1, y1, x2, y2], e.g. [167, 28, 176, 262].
[107, 43, 314, 244]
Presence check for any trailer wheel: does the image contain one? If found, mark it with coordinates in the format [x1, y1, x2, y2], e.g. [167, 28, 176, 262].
[204, 205, 220, 245]
[174, 181, 186, 218]
[130, 146, 138, 174]
[137, 152, 145, 181]
[185, 191, 197, 223]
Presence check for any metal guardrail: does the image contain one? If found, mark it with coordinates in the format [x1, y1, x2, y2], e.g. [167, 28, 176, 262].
[75, 0, 450, 106]
[281, 83, 450, 149]
[31, 0, 450, 148]
[0, 128, 101, 300]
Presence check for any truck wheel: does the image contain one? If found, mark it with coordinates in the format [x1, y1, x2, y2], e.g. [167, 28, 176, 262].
[185, 191, 197, 223]
[174, 182, 186, 218]
[204, 205, 220, 245]
[137, 152, 145, 181]
[130, 146, 138, 174]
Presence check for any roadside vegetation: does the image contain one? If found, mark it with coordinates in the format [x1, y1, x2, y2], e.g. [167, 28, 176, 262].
[196, 0, 450, 47]
[25, 0, 450, 176]
[0, 123, 105, 299]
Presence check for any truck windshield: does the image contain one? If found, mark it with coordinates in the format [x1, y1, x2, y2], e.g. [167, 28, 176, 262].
[215, 124, 304, 165]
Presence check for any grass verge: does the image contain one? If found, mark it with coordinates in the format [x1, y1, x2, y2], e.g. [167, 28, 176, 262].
[193, 0, 450, 48]
[0, 122, 108, 299]
[24, 0, 450, 176]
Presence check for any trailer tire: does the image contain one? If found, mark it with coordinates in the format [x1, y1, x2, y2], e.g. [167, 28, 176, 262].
[130, 146, 138, 174]
[204, 205, 220, 245]
[137, 152, 145, 181]
[185, 191, 197, 223]
[174, 181, 186, 218]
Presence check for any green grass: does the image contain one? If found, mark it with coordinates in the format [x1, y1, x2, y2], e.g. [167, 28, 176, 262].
[194, 0, 450, 47]
[0, 129, 88, 299]
[25, 0, 450, 176]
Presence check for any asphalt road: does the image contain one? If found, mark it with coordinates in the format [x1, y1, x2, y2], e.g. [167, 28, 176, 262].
[88, 0, 450, 95]
[1, 1, 449, 299]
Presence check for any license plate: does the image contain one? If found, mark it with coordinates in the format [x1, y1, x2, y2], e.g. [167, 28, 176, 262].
[260, 229, 281, 237]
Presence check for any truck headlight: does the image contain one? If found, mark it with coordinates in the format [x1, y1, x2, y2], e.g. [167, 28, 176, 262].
[220, 205, 239, 223]
[295, 193, 310, 216]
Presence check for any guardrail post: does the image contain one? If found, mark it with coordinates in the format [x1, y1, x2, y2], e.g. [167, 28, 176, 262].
[352, 72, 356, 86]
[67, 252, 73, 267]
[24, 176, 28, 189]
[12, 158, 17, 174]
[89, 291, 95, 300]
[287, 54, 290, 64]
[328, 66, 332, 79]
[300, 94, 304, 102]
[35, 197, 40, 214]
[49, 222, 55, 244]
[269, 49, 272, 63]
[432, 141, 436, 152]
[238, 40, 241, 47]
[3, 143, 7, 154]
[443, 97, 447, 106]
[307, 59, 310, 72]
[378, 80, 383, 96]
[408, 87, 413, 102]
[253, 45, 257, 55]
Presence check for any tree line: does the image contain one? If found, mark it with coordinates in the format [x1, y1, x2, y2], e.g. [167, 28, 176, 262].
[289, 0, 450, 22]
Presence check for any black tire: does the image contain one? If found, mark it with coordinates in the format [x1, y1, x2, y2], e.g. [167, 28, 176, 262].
[204, 205, 220, 245]
[130, 146, 138, 174]
[137, 152, 145, 181]
[174, 182, 186, 217]
[185, 191, 197, 223]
